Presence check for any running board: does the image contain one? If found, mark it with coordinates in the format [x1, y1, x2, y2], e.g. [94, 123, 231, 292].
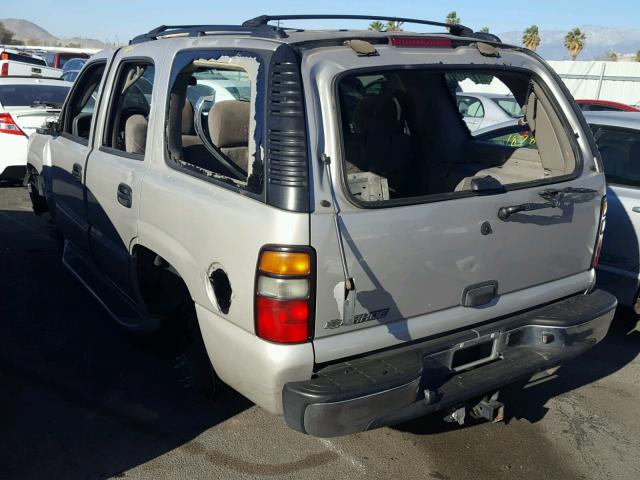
[62, 240, 159, 332]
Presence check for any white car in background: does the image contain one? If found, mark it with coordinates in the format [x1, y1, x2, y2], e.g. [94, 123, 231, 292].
[0, 77, 70, 180]
[456, 92, 524, 132]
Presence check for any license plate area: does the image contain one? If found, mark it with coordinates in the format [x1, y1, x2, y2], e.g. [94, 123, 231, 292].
[451, 336, 499, 372]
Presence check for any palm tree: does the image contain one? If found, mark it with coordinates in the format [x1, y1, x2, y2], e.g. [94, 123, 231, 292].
[480, 27, 490, 33]
[565, 28, 586, 60]
[368, 20, 384, 32]
[522, 25, 541, 51]
[446, 11, 461, 25]
[386, 21, 404, 32]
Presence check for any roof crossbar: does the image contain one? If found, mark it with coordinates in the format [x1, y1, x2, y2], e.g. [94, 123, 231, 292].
[129, 23, 288, 44]
[242, 14, 475, 38]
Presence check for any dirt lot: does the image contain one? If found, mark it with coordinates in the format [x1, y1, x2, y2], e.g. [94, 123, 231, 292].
[1, 184, 639, 480]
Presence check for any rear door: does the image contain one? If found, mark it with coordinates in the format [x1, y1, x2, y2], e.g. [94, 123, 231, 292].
[50, 59, 108, 251]
[592, 124, 640, 304]
[84, 50, 159, 297]
[308, 51, 603, 349]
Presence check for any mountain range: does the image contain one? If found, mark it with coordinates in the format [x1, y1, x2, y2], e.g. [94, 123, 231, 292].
[0, 18, 108, 49]
[1, 19, 638, 60]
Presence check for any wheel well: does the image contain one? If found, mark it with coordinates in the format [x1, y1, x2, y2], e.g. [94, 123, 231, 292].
[133, 245, 192, 318]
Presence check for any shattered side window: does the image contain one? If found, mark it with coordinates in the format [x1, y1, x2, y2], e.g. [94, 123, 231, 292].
[166, 51, 263, 194]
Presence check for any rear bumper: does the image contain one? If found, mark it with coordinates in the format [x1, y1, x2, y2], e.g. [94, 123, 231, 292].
[283, 289, 617, 437]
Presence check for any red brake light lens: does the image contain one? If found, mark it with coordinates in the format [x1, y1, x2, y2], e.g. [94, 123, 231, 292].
[1, 62, 8, 77]
[0, 113, 25, 136]
[255, 247, 315, 344]
[256, 297, 309, 343]
[390, 37, 453, 48]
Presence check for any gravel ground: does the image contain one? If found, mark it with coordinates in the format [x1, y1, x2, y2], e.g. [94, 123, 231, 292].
[1, 184, 639, 480]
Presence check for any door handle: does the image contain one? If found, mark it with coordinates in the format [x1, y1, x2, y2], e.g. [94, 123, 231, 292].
[633, 207, 640, 214]
[117, 183, 132, 208]
[71, 163, 83, 181]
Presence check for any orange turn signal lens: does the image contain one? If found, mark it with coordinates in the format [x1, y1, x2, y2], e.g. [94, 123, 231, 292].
[259, 251, 311, 276]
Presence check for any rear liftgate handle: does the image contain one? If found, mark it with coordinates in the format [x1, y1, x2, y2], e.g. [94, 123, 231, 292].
[321, 154, 356, 326]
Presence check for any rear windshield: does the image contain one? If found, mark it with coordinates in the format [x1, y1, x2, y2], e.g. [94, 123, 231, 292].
[0, 84, 70, 107]
[1, 52, 46, 66]
[337, 68, 576, 205]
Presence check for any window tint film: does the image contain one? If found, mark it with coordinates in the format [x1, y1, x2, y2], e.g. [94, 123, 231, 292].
[594, 127, 640, 187]
[0, 84, 69, 107]
[103, 62, 155, 155]
[338, 69, 576, 205]
[167, 52, 261, 194]
[62, 62, 106, 140]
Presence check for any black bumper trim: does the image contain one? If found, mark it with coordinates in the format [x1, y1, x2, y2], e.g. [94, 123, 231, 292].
[283, 289, 617, 437]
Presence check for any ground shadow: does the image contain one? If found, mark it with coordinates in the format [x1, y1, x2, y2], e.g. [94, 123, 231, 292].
[0, 202, 251, 480]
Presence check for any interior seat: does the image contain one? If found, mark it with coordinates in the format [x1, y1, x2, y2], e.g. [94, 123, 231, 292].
[124, 114, 148, 155]
[182, 100, 250, 179]
[181, 100, 202, 147]
[343, 94, 414, 196]
[208, 100, 250, 172]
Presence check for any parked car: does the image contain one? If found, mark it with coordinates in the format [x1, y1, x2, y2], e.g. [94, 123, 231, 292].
[582, 112, 640, 310]
[43, 51, 90, 69]
[25, 15, 615, 438]
[1, 48, 62, 78]
[456, 92, 524, 131]
[576, 99, 640, 113]
[0, 77, 69, 179]
[60, 58, 87, 83]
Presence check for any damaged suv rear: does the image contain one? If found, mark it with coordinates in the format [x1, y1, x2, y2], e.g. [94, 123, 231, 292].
[29, 15, 616, 438]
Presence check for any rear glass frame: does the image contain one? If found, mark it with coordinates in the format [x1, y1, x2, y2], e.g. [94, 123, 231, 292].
[333, 64, 583, 209]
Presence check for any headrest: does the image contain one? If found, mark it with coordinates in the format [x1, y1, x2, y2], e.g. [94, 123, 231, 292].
[125, 115, 148, 155]
[353, 95, 403, 135]
[182, 100, 194, 134]
[208, 100, 250, 148]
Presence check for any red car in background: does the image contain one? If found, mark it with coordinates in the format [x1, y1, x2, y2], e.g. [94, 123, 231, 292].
[576, 99, 640, 112]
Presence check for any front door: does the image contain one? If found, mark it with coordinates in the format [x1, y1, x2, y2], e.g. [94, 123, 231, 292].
[50, 60, 107, 251]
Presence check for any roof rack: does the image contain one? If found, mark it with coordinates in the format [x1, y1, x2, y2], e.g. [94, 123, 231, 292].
[243, 14, 475, 38]
[129, 23, 287, 45]
[130, 15, 495, 45]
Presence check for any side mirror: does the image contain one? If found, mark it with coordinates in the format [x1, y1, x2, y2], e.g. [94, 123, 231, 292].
[37, 120, 60, 137]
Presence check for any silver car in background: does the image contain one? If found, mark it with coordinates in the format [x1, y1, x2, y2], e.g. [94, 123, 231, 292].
[456, 92, 523, 132]
[585, 112, 640, 310]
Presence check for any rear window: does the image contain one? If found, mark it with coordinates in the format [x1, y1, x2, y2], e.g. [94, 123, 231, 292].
[0, 84, 70, 107]
[338, 68, 577, 205]
[1, 51, 46, 66]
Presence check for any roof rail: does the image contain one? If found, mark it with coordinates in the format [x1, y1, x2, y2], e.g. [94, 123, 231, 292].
[129, 23, 288, 45]
[242, 14, 475, 38]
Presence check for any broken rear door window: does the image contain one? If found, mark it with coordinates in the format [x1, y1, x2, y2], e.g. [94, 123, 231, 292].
[337, 69, 577, 205]
[166, 51, 262, 194]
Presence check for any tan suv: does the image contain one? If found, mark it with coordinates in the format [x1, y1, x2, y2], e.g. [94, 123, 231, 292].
[26, 15, 616, 437]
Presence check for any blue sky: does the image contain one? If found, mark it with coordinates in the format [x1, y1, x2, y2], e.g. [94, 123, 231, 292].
[3, 0, 639, 43]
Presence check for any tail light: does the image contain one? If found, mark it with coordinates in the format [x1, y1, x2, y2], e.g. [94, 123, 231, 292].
[1, 62, 8, 77]
[390, 36, 453, 48]
[0, 113, 25, 136]
[255, 246, 315, 344]
[592, 196, 607, 268]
